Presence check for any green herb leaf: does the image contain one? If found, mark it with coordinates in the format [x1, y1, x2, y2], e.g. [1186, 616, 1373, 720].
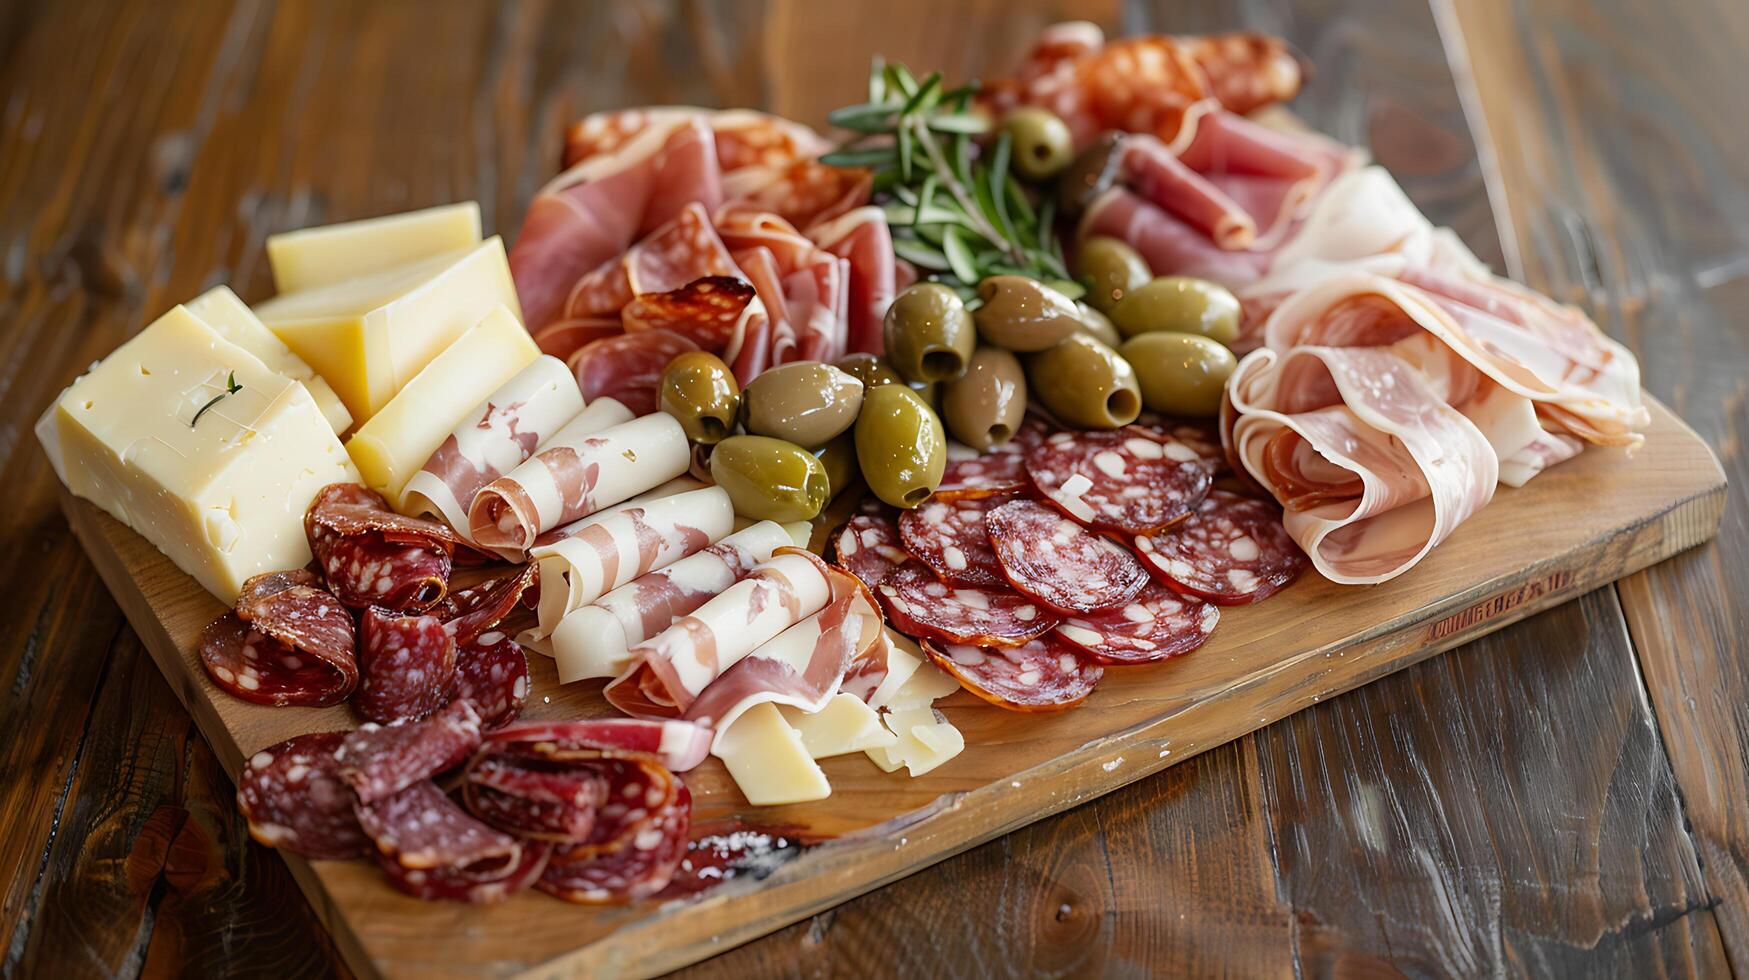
[818, 146, 898, 168]
[191, 371, 243, 429]
[827, 101, 901, 133]
[892, 236, 952, 270]
[941, 226, 980, 284]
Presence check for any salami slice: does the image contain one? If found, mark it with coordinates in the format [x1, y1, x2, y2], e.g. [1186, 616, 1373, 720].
[335, 699, 484, 804]
[467, 785, 599, 841]
[374, 839, 551, 904]
[934, 442, 1028, 500]
[357, 780, 521, 872]
[1134, 490, 1308, 604]
[231, 569, 358, 699]
[484, 719, 714, 773]
[306, 484, 457, 611]
[436, 565, 538, 645]
[451, 632, 530, 730]
[356, 608, 458, 725]
[539, 783, 692, 904]
[985, 499, 1149, 613]
[1054, 582, 1220, 664]
[1024, 428, 1212, 534]
[465, 754, 607, 841]
[898, 494, 1012, 587]
[236, 731, 368, 860]
[1134, 413, 1227, 475]
[570, 329, 699, 416]
[920, 635, 1103, 711]
[621, 275, 758, 353]
[876, 562, 1058, 647]
[831, 510, 911, 591]
[199, 613, 356, 708]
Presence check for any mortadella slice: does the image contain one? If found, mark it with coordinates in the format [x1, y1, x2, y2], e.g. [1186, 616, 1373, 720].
[467, 412, 689, 560]
[401, 357, 591, 536]
[550, 521, 792, 683]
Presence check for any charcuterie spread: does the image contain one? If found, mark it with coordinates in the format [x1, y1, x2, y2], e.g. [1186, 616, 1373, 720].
[38, 19, 1655, 915]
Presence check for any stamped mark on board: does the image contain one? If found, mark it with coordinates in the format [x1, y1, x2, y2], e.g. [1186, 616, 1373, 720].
[1425, 570, 1575, 642]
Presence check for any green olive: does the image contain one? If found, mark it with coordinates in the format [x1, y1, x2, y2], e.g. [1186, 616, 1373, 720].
[1120, 331, 1238, 419]
[1025, 334, 1142, 430]
[941, 346, 1027, 451]
[1108, 276, 1242, 345]
[1074, 236, 1151, 313]
[1075, 302, 1123, 347]
[972, 276, 1084, 353]
[1000, 107, 1074, 182]
[739, 361, 864, 449]
[1056, 132, 1126, 218]
[658, 352, 740, 445]
[884, 283, 977, 384]
[813, 432, 859, 502]
[835, 352, 905, 390]
[708, 435, 830, 522]
[908, 378, 939, 409]
[854, 384, 946, 509]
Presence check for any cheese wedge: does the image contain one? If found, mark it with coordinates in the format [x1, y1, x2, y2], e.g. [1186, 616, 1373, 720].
[42, 306, 359, 603]
[256, 237, 521, 424]
[266, 202, 482, 294]
[714, 702, 832, 806]
[780, 693, 897, 759]
[345, 305, 539, 505]
[866, 706, 965, 777]
[182, 285, 351, 434]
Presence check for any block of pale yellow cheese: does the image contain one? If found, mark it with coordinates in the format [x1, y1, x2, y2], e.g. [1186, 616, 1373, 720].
[256, 237, 521, 425]
[266, 202, 482, 294]
[780, 693, 897, 759]
[714, 702, 832, 806]
[865, 705, 965, 777]
[345, 305, 538, 505]
[182, 285, 352, 434]
[39, 306, 360, 603]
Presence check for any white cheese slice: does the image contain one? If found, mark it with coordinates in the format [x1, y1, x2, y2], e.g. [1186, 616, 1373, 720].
[780, 693, 897, 759]
[865, 706, 965, 777]
[183, 285, 352, 434]
[713, 702, 832, 806]
[882, 658, 962, 710]
[43, 306, 359, 603]
[266, 202, 482, 294]
[345, 305, 538, 506]
[256, 237, 520, 425]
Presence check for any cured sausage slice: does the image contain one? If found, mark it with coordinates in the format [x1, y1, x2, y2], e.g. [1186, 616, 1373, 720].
[436, 565, 538, 646]
[374, 839, 551, 905]
[464, 755, 607, 841]
[1054, 582, 1220, 664]
[1134, 413, 1227, 475]
[356, 608, 458, 725]
[876, 562, 1058, 647]
[199, 612, 357, 708]
[934, 442, 1028, 500]
[985, 499, 1149, 614]
[920, 635, 1103, 711]
[306, 484, 457, 611]
[1134, 490, 1308, 604]
[236, 731, 368, 860]
[832, 509, 910, 591]
[621, 275, 759, 353]
[357, 780, 521, 873]
[1024, 428, 1212, 534]
[336, 699, 484, 804]
[451, 632, 530, 730]
[570, 329, 699, 416]
[484, 719, 714, 773]
[898, 494, 1013, 587]
[538, 783, 692, 904]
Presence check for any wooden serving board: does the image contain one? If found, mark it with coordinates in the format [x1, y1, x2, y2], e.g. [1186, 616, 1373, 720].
[61, 396, 1723, 979]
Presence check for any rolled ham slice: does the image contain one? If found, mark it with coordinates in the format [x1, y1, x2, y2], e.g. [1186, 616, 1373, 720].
[529, 487, 734, 640]
[401, 357, 589, 536]
[603, 548, 832, 719]
[550, 521, 793, 684]
[468, 412, 690, 561]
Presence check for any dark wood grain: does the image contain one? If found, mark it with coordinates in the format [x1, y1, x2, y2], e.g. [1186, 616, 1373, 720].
[0, 0, 1740, 976]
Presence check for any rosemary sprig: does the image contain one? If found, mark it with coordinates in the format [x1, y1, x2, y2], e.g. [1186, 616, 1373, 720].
[191, 371, 242, 428]
[821, 61, 1077, 299]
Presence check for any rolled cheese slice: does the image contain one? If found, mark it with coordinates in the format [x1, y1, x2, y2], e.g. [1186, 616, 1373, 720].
[604, 548, 832, 718]
[528, 487, 734, 640]
[468, 411, 689, 560]
[550, 520, 793, 684]
[401, 355, 589, 533]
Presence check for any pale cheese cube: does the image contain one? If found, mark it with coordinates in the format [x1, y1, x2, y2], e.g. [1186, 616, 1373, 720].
[183, 285, 352, 434]
[865, 707, 965, 777]
[780, 693, 897, 759]
[345, 305, 538, 506]
[45, 306, 359, 603]
[714, 702, 832, 806]
[266, 202, 482, 294]
[256, 237, 521, 425]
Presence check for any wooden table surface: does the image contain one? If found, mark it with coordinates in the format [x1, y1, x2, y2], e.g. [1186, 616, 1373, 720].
[1, 0, 1743, 976]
